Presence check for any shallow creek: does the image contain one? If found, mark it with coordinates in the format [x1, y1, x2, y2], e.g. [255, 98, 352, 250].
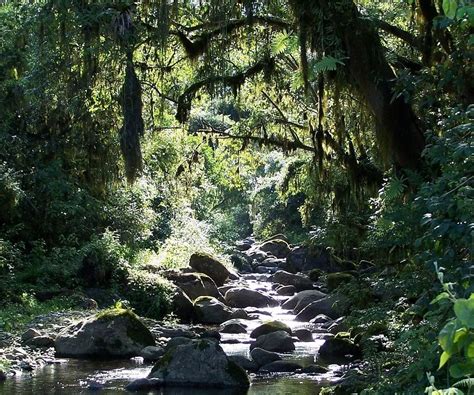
[0, 274, 341, 394]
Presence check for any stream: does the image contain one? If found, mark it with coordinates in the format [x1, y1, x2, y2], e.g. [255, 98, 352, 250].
[0, 271, 343, 394]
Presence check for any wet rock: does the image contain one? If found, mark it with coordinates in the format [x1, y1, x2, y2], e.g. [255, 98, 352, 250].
[301, 364, 328, 374]
[199, 329, 221, 341]
[87, 381, 104, 391]
[19, 361, 34, 371]
[220, 320, 247, 334]
[149, 339, 249, 388]
[245, 249, 268, 262]
[250, 347, 281, 366]
[165, 337, 193, 351]
[293, 291, 328, 314]
[328, 317, 348, 335]
[259, 360, 302, 372]
[230, 309, 249, 320]
[21, 328, 41, 343]
[26, 335, 55, 348]
[250, 321, 291, 339]
[55, 309, 155, 358]
[295, 295, 346, 321]
[126, 378, 162, 391]
[164, 271, 221, 301]
[282, 290, 327, 310]
[318, 337, 362, 362]
[259, 239, 291, 259]
[0, 370, 6, 381]
[269, 271, 314, 291]
[228, 355, 259, 372]
[189, 253, 234, 286]
[276, 285, 296, 296]
[310, 314, 332, 324]
[293, 328, 313, 342]
[260, 257, 286, 267]
[194, 296, 233, 324]
[225, 288, 278, 308]
[170, 287, 194, 322]
[250, 330, 295, 353]
[255, 266, 278, 274]
[140, 346, 165, 361]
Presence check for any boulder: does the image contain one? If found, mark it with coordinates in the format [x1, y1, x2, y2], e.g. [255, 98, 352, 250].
[293, 328, 313, 342]
[245, 249, 268, 262]
[255, 266, 278, 274]
[250, 330, 295, 353]
[295, 295, 345, 321]
[225, 288, 278, 308]
[281, 290, 327, 310]
[125, 378, 160, 392]
[220, 320, 247, 334]
[301, 365, 328, 374]
[148, 339, 249, 388]
[165, 337, 193, 351]
[194, 296, 233, 324]
[293, 291, 328, 314]
[230, 309, 249, 320]
[276, 285, 296, 296]
[26, 335, 55, 348]
[164, 271, 220, 301]
[326, 272, 355, 291]
[250, 321, 291, 339]
[259, 239, 291, 259]
[190, 253, 233, 286]
[318, 337, 362, 362]
[259, 360, 302, 372]
[286, 246, 333, 272]
[309, 314, 332, 324]
[228, 355, 259, 371]
[260, 257, 286, 267]
[250, 347, 281, 366]
[170, 287, 194, 322]
[21, 328, 41, 343]
[269, 271, 314, 291]
[55, 308, 155, 358]
[140, 346, 165, 361]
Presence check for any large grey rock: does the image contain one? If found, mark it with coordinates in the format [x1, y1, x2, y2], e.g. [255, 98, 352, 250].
[250, 330, 295, 353]
[276, 285, 296, 296]
[170, 287, 195, 322]
[259, 239, 291, 259]
[318, 337, 362, 362]
[194, 296, 233, 324]
[21, 328, 41, 343]
[250, 347, 281, 366]
[140, 346, 165, 361]
[220, 320, 247, 334]
[281, 290, 327, 310]
[164, 271, 221, 301]
[148, 339, 249, 388]
[26, 335, 55, 348]
[54, 309, 155, 358]
[293, 291, 328, 313]
[293, 328, 313, 342]
[250, 321, 291, 338]
[295, 295, 345, 321]
[189, 253, 233, 286]
[269, 271, 314, 291]
[228, 355, 259, 371]
[225, 288, 278, 308]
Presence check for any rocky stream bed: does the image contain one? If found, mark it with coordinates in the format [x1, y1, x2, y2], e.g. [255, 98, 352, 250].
[0, 237, 362, 394]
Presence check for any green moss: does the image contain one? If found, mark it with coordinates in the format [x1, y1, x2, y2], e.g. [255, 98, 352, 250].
[226, 360, 250, 386]
[95, 307, 154, 346]
[193, 295, 216, 305]
[326, 272, 355, 291]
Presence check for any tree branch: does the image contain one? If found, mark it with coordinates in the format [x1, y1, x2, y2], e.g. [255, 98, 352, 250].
[373, 18, 423, 51]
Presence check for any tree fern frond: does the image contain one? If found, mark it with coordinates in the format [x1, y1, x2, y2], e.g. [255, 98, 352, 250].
[310, 56, 345, 75]
[454, 378, 474, 388]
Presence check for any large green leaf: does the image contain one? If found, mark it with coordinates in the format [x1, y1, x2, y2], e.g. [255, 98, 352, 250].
[439, 320, 458, 353]
[454, 295, 474, 328]
[443, 0, 459, 19]
[449, 360, 474, 378]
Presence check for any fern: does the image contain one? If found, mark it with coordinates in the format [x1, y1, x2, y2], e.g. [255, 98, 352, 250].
[454, 378, 474, 388]
[310, 56, 345, 75]
[271, 31, 298, 55]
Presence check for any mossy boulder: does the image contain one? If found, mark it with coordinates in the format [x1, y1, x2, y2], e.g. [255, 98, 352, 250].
[318, 337, 362, 363]
[250, 320, 291, 338]
[148, 339, 249, 388]
[194, 296, 233, 324]
[269, 270, 314, 291]
[189, 253, 233, 286]
[250, 330, 295, 353]
[55, 308, 155, 358]
[164, 270, 220, 300]
[259, 239, 291, 259]
[225, 287, 278, 308]
[326, 272, 355, 291]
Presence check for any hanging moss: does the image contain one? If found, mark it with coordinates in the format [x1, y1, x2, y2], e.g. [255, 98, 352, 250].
[120, 56, 144, 183]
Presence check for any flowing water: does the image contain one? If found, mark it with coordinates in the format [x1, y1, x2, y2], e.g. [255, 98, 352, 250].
[0, 274, 341, 394]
